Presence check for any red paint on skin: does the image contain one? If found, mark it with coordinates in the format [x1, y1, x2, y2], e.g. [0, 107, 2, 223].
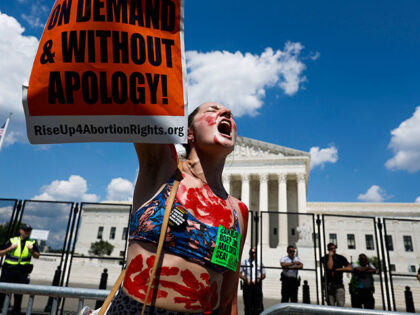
[124, 254, 218, 310]
[195, 111, 217, 126]
[232, 120, 237, 131]
[159, 270, 218, 311]
[173, 297, 202, 310]
[181, 268, 200, 290]
[200, 273, 210, 284]
[124, 254, 180, 304]
[160, 266, 180, 277]
[238, 201, 249, 223]
[203, 115, 217, 126]
[213, 135, 221, 145]
[180, 185, 233, 227]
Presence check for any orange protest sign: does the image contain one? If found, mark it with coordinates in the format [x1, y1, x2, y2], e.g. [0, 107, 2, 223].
[23, 0, 187, 144]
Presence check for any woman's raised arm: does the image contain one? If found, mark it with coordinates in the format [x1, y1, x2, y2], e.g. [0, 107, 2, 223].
[132, 143, 179, 211]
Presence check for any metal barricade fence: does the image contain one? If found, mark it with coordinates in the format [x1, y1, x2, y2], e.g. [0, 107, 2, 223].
[59, 202, 130, 313]
[0, 282, 108, 315]
[0, 199, 19, 266]
[320, 214, 387, 310]
[247, 210, 419, 313]
[254, 211, 320, 305]
[261, 303, 414, 315]
[20, 200, 76, 289]
[65, 202, 131, 288]
[382, 218, 420, 312]
[1, 198, 419, 313]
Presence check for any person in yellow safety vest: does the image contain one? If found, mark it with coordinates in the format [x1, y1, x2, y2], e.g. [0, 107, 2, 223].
[0, 224, 40, 315]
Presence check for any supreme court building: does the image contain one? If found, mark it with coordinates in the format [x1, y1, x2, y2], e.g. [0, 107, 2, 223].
[67, 136, 420, 305]
[75, 136, 420, 273]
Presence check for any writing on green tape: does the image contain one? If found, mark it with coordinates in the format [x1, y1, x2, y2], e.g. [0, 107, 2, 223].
[211, 225, 241, 271]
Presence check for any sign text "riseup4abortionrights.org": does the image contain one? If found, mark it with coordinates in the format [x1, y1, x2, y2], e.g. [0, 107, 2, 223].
[33, 124, 185, 137]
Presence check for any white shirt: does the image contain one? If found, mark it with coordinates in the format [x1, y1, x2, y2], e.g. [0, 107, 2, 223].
[280, 255, 302, 278]
[240, 258, 266, 282]
[351, 262, 376, 288]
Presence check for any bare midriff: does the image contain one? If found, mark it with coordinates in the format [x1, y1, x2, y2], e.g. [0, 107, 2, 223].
[123, 241, 223, 313]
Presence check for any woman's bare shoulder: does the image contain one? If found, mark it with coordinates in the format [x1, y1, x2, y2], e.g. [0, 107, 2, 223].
[229, 196, 249, 235]
[229, 196, 248, 214]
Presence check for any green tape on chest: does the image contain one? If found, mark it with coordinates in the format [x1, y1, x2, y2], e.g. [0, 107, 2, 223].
[211, 225, 241, 271]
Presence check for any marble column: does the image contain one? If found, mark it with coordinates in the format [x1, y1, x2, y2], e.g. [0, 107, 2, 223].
[241, 174, 251, 246]
[297, 173, 307, 213]
[222, 173, 231, 195]
[259, 173, 269, 245]
[278, 173, 288, 245]
[241, 174, 250, 207]
[259, 173, 269, 212]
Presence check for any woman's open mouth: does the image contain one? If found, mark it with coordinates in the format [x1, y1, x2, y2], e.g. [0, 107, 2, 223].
[217, 119, 232, 137]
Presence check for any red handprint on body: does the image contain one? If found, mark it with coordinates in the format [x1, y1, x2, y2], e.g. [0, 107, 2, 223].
[124, 254, 218, 311]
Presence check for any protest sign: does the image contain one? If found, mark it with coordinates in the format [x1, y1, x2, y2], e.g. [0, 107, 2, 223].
[30, 229, 50, 241]
[23, 0, 187, 144]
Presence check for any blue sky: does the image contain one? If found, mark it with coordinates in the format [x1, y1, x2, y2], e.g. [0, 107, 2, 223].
[1, 0, 420, 205]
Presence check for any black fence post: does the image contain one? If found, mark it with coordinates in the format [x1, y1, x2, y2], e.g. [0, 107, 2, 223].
[373, 218, 386, 310]
[0, 200, 20, 266]
[382, 219, 396, 311]
[377, 218, 391, 311]
[316, 215, 325, 305]
[52, 266, 62, 286]
[6, 200, 21, 240]
[302, 280, 310, 304]
[95, 269, 108, 309]
[44, 266, 61, 312]
[254, 212, 259, 285]
[405, 286, 415, 313]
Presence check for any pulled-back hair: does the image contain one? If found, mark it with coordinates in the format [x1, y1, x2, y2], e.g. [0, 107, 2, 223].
[183, 106, 200, 157]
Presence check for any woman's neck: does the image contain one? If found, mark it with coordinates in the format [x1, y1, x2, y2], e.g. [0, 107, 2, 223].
[185, 150, 227, 197]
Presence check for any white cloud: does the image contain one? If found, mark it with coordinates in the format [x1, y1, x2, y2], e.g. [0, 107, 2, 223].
[309, 146, 338, 169]
[0, 12, 38, 145]
[0, 205, 14, 221]
[385, 106, 420, 172]
[357, 185, 388, 202]
[187, 42, 310, 116]
[106, 177, 134, 202]
[309, 52, 320, 61]
[21, 201, 70, 249]
[19, 0, 49, 29]
[0, 13, 314, 145]
[415, 196, 420, 203]
[33, 175, 99, 202]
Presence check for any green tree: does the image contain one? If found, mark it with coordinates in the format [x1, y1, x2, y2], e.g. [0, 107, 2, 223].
[0, 223, 9, 246]
[89, 240, 114, 256]
[0, 222, 18, 245]
[369, 256, 383, 273]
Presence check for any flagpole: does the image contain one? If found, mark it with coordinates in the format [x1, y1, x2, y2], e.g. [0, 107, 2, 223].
[0, 113, 12, 152]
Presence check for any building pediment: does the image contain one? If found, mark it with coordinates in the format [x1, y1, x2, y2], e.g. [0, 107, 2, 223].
[228, 136, 310, 161]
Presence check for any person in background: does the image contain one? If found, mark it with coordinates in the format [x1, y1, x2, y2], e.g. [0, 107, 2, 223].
[322, 243, 352, 307]
[239, 248, 266, 315]
[417, 266, 420, 281]
[0, 224, 40, 315]
[280, 245, 303, 303]
[349, 253, 376, 309]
